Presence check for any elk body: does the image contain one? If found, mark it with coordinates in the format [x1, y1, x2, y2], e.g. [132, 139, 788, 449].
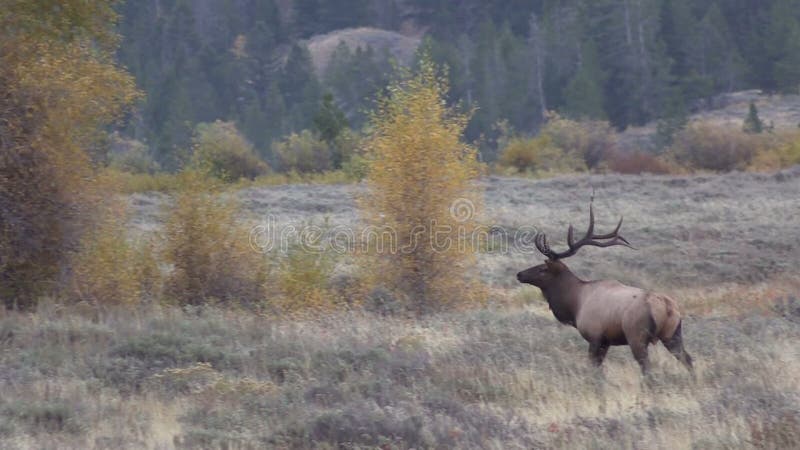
[516, 204, 693, 374]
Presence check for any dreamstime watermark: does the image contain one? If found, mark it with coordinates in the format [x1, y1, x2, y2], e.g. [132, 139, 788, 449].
[248, 198, 542, 255]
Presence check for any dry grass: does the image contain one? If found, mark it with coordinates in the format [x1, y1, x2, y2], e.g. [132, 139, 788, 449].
[3, 168, 799, 448]
[98, 169, 186, 194]
[675, 275, 800, 317]
[104, 169, 357, 195]
[603, 150, 676, 175]
[0, 300, 797, 449]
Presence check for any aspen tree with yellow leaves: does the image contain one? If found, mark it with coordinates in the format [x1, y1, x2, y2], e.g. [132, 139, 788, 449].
[0, 0, 140, 308]
[361, 57, 485, 315]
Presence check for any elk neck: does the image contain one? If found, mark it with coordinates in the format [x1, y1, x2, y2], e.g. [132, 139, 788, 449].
[541, 266, 585, 326]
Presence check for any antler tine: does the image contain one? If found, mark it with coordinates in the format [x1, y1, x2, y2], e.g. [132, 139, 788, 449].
[534, 233, 553, 259]
[589, 216, 636, 248]
[592, 216, 623, 240]
[543, 201, 636, 260]
[585, 235, 637, 250]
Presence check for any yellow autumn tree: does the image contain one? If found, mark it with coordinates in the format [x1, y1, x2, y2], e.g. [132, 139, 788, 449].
[0, 0, 140, 308]
[361, 57, 485, 315]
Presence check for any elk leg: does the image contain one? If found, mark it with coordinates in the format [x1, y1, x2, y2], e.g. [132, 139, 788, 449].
[588, 341, 610, 367]
[663, 321, 694, 372]
[623, 316, 652, 374]
[629, 342, 650, 374]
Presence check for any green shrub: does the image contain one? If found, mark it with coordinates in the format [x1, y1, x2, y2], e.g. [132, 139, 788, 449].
[191, 121, 269, 182]
[342, 154, 369, 181]
[272, 130, 333, 173]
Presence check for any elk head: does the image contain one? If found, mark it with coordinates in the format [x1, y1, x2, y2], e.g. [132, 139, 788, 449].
[516, 201, 635, 287]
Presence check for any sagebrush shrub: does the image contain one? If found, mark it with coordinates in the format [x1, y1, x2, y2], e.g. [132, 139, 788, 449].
[669, 122, 762, 172]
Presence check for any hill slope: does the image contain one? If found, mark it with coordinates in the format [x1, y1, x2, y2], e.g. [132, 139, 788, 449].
[619, 91, 800, 151]
[306, 27, 421, 75]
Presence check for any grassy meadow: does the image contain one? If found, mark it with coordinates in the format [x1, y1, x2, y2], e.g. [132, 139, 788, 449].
[1, 167, 799, 449]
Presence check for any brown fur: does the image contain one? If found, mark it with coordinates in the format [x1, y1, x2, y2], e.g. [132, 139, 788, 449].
[517, 260, 693, 374]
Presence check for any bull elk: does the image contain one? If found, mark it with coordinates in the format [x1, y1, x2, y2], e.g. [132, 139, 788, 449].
[516, 202, 693, 374]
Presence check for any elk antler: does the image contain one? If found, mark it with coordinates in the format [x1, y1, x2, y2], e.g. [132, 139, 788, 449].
[535, 201, 635, 260]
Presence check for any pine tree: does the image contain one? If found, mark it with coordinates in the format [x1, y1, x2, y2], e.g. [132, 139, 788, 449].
[263, 80, 288, 157]
[470, 20, 502, 134]
[660, 0, 698, 80]
[655, 91, 689, 150]
[541, 3, 581, 109]
[325, 42, 394, 128]
[773, 19, 800, 93]
[764, 0, 800, 92]
[313, 93, 349, 145]
[743, 102, 764, 134]
[588, 0, 672, 128]
[696, 4, 746, 94]
[497, 23, 534, 132]
[240, 98, 271, 152]
[563, 41, 606, 120]
[527, 13, 547, 122]
[281, 44, 322, 132]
